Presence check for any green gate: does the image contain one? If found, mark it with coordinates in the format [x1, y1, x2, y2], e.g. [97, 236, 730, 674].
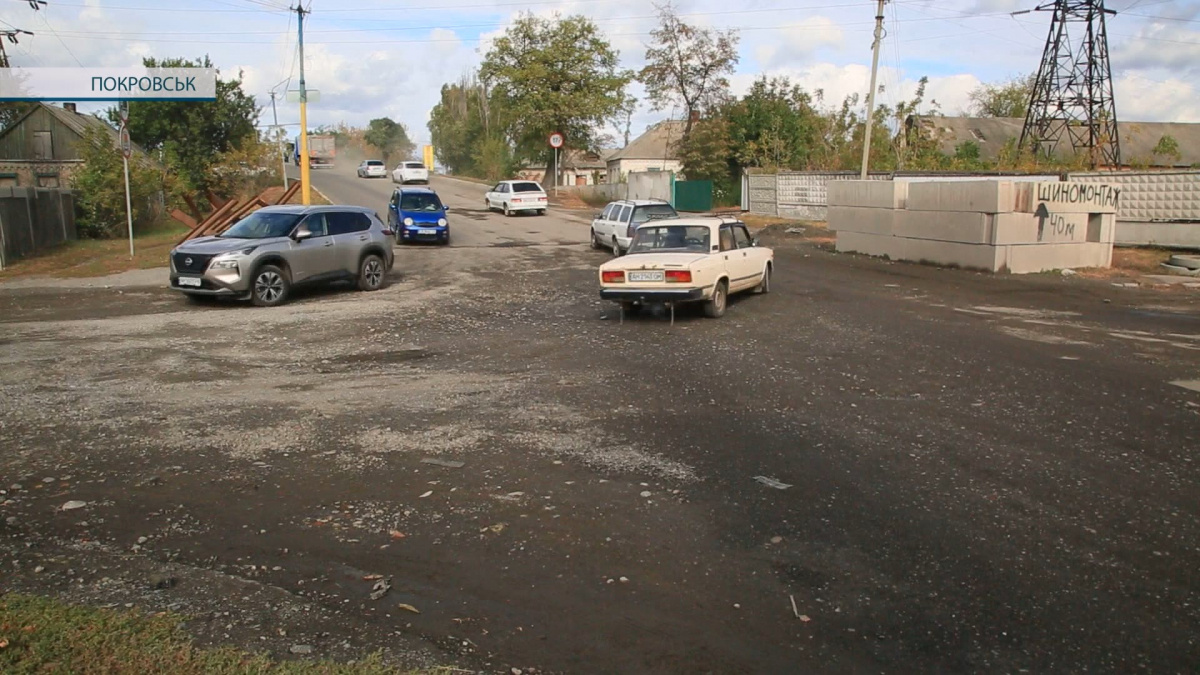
[673, 179, 713, 212]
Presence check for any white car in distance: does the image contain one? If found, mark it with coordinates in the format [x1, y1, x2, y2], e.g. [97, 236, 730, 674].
[598, 217, 773, 320]
[356, 160, 387, 178]
[591, 199, 678, 257]
[485, 180, 548, 216]
[393, 161, 430, 184]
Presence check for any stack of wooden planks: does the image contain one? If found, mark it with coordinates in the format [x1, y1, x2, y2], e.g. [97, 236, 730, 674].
[174, 182, 301, 244]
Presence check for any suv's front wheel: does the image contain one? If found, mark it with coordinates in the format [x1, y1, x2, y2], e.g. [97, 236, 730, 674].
[358, 254, 385, 292]
[251, 264, 290, 307]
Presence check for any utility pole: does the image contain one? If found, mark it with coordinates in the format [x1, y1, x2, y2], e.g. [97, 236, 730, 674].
[269, 90, 288, 190]
[859, 0, 887, 180]
[295, 4, 311, 205]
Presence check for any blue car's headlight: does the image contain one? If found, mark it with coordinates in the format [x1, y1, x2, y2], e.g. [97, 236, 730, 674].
[438, 218, 447, 227]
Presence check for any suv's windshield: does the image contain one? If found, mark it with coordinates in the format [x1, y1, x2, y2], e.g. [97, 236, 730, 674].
[513, 182, 543, 193]
[366, 160, 383, 166]
[632, 204, 678, 224]
[399, 193, 443, 212]
[221, 211, 303, 239]
[629, 225, 711, 253]
[405, 162, 426, 169]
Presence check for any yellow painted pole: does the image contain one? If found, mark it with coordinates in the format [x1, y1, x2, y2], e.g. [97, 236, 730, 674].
[297, 5, 311, 205]
[299, 102, 310, 205]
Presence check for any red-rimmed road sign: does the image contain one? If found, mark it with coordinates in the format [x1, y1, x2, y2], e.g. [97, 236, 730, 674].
[548, 132, 564, 149]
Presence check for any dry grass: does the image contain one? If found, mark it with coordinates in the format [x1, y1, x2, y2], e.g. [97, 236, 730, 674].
[0, 220, 189, 280]
[1075, 247, 1174, 280]
[0, 594, 446, 674]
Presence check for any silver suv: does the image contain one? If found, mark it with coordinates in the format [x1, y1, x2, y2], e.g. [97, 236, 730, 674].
[169, 205, 395, 307]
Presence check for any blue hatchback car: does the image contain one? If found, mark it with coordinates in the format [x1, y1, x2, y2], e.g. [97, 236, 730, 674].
[388, 187, 450, 245]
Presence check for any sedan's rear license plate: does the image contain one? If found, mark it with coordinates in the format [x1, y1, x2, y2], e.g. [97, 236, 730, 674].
[629, 271, 664, 282]
[178, 276, 202, 287]
[418, 229, 437, 235]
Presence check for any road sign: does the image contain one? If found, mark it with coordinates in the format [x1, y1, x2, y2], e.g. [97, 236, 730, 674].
[286, 89, 320, 103]
[118, 125, 131, 159]
[548, 132, 564, 149]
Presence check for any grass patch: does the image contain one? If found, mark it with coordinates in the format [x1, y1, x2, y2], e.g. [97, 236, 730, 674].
[0, 594, 443, 674]
[0, 220, 190, 281]
[1075, 246, 1174, 280]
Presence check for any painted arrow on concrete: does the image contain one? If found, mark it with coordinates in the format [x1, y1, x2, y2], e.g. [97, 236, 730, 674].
[1035, 202, 1050, 242]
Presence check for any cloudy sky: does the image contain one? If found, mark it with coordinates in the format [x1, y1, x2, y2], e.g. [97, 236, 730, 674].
[1, 0, 1197, 149]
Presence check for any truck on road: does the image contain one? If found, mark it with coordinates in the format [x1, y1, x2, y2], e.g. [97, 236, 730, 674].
[294, 134, 336, 168]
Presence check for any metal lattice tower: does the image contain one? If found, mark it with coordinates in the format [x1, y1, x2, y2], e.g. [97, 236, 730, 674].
[1019, 0, 1120, 168]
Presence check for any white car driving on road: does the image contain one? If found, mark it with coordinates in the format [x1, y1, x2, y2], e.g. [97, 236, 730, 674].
[356, 160, 387, 178]
[591, 199, 678, 257]
[598, 217, 772, 319]
[393, 161, 429, 184]
[485, 180, 548, 216]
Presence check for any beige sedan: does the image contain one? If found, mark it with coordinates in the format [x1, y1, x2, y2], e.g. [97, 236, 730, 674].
[597, 216, 773, 318]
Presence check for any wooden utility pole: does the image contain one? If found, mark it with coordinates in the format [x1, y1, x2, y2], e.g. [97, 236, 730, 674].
[269, 90, 288, 190]
[295, 4, 311, 205]
[860, 0, 888, 180]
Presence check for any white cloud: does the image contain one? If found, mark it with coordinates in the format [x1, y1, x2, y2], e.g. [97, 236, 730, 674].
[754, 17, 845, 70]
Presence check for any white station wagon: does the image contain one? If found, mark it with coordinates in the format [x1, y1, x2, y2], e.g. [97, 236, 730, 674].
[598, 216, 773, 319]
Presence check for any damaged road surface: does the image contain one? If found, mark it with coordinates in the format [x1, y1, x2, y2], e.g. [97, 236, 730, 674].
[3, 180, 1200, 672]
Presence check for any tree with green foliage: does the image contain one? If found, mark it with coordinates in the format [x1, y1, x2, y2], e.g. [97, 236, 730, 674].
[71, 125, 165, 239]
[428, 74, 508, 178]
[1152, 134, 1182, 163]
[968, 73, 1035, 118]
[725, 77, 824, 171]
[640, 2, 739, 135]
[479, 13, 631, 179]
[113, 55, 259, 195]
[363, 117, 414, 164]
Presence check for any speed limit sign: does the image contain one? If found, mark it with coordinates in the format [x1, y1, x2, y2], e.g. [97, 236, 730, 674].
[548, 132, 564, 149]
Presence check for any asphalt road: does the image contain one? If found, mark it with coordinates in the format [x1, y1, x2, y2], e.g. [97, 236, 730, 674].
[293, 164, 591, 249]
[2, 180, 1200, 672]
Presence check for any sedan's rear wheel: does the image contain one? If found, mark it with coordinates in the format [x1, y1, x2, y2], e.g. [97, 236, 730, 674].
[703, 281, 727, 318]
[611, 238, 621, 257]
[358, 254, 385, 292]
[251, 264, 290, 307]
[503, 202, 512, 217]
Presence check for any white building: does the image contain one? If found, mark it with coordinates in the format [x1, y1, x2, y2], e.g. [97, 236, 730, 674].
[606, 120, 685, 183]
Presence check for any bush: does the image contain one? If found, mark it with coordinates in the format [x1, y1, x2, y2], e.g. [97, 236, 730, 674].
[71, 125, 166, 239]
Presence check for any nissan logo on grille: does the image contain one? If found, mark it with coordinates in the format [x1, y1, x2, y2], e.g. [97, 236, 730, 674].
[184, 257, 193, 266]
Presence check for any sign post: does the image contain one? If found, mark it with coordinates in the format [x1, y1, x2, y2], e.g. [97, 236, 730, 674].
[548, 131, 564, 196]
[118, 104, 134, 258]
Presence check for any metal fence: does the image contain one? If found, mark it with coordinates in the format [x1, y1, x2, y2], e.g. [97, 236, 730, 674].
[0, 186, 76, 269]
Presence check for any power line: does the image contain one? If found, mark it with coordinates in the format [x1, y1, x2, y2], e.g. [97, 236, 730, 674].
[37, 11, 82, 66]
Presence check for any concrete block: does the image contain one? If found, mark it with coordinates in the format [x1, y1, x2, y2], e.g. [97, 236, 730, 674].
[828, 205, 895, 235]
[1115, 220, 1200, 248]
[835, 231, 902, 258]
[900, 237, 1005, 272]
[827, 180, 908, 209]
[993, 213, 1040, 245]
[1016, 181, 1120, 214]
[906, 181, 1015, 214]
[1006, 242, 1113, 273]
[894, 210, 991, 244]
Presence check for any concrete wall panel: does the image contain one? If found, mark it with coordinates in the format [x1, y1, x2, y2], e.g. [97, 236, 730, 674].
[827, 180, 908, 209]
[894, 210, 990, 244]
[1006, 242, 1111, 273]
[828, 205, 895, 235]
[907, 181, 1014, 213]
